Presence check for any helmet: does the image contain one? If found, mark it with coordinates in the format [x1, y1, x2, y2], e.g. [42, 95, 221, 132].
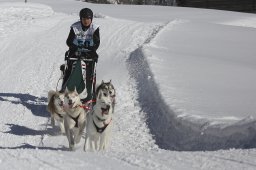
[79, 8, 93, 20]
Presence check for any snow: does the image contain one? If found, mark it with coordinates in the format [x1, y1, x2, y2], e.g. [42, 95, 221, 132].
[0, 0, 256, 169]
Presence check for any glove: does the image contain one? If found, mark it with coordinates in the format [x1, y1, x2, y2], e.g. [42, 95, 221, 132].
[88, 51, 98, 63]
[60, 64, 65, 72]
[83, 40, 95, 51]
[86, 46, 95, 51]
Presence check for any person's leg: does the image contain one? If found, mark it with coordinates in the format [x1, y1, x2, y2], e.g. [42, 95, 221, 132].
[83, 61, 95, 103]
[60, 60, 73, 92]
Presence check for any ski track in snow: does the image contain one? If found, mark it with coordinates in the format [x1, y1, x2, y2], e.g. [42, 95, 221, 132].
[1, 3, 256, 170]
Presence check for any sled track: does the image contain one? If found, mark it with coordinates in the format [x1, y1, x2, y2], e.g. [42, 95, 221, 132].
[127, 23, 256, 151]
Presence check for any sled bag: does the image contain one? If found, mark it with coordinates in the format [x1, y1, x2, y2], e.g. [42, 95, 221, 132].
[66, 59, 85, 94]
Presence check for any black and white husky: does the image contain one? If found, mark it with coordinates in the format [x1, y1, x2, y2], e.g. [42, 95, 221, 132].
[84, 80, 116, 151]
[64, 88, 86, 151]
[47, 90, 66, 134]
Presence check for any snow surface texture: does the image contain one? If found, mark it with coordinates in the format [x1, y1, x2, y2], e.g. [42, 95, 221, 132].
[0, 0, 256, 169]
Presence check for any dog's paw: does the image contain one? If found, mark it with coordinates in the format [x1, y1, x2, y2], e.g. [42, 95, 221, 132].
[69, 145, 75, 151]
[51, 118, 55, 127]
[75, 136, 81, 144]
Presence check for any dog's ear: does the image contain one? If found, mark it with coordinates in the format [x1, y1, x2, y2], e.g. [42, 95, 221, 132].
[97, 90, 102, 100]
[101, 80, 104, 84]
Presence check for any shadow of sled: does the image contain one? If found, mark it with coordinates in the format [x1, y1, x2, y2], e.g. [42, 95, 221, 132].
[0, 93, 49, 117]
[0, 143, 69, 151]
[4, 123, 62, 136]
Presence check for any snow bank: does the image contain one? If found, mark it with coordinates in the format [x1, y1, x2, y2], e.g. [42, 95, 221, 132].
[127, 19, 256, 150]
[128, 46, 256, 151]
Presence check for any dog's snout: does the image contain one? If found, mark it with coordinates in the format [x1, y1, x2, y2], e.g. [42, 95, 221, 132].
[106, 105, 110, 110]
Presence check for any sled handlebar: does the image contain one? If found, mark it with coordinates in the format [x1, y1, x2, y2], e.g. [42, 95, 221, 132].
[68, 57, 95, 62]
[64, 49, 97, 62]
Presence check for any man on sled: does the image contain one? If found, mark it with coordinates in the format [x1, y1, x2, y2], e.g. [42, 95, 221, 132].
[60, 8, 100, 106]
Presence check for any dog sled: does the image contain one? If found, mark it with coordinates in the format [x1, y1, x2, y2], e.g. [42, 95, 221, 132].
[49, 47, 117, 151]
[58, 47, 97, 109]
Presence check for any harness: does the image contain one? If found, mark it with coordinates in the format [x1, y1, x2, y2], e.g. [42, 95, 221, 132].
[68, 113, 80, 128]
[93, 118, 112, 133]
[79, 99, 96, 111]
[96, 115, 106, 122]
[90, 105, 112, 134]
[56, 112, 63, 118]
[55, 103, 65, 118]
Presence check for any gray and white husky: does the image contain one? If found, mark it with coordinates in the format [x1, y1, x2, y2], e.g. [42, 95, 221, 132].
[84, 80, 116, 151]
[64, 88, 86, 151]
[47, 90, 66, 134]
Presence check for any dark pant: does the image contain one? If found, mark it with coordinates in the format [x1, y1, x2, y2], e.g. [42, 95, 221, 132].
[84, 61, 96, 101]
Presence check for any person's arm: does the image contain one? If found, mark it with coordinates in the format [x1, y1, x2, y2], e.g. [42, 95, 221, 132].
[91, 27, 100, 51]
[66, 28, 77, 50]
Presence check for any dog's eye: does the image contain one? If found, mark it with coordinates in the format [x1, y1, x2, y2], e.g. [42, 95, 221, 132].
[109, 91, 112, 94]
[103, 93, 107, 97]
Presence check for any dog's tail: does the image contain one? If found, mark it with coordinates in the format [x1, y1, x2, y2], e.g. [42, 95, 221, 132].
[47, 90, 57, 114]
[48, 90, 56, 102]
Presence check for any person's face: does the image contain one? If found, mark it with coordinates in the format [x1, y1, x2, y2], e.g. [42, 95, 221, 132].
[81, 17, 92, 27]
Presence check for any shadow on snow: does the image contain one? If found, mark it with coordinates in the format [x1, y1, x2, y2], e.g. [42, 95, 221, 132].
[0, 93, 49, 118]
[0, 93, 67, 150]
[4, 123, 56, 136]
[1, 124, 68, 151]
[0, 143, 68, 151]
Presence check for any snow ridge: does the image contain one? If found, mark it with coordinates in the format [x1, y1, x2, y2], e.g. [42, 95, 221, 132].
[127, 22, 256, 151]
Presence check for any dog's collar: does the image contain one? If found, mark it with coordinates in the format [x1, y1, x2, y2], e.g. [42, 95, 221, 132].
[93, 119, 112, 133]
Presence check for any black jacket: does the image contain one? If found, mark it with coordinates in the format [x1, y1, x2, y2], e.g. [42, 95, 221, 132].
[66, 23, 100, 59]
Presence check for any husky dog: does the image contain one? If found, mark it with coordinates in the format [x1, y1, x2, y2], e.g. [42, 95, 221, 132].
[47, 90, 66, 134]
[84, 81, 115, 151]
[64, 88, 86, 151]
